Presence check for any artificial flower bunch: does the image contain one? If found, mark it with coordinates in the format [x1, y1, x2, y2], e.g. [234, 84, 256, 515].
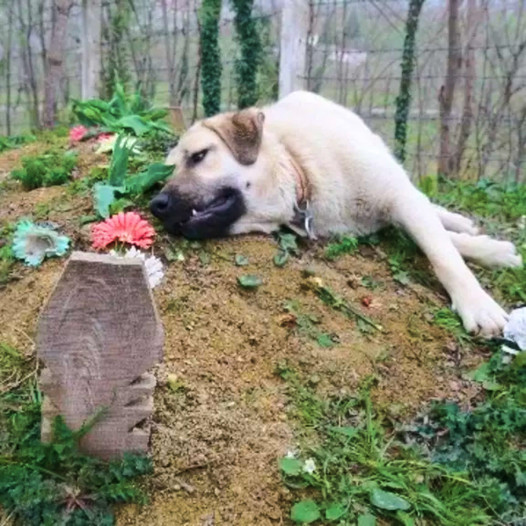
[69, 125, 115, 146]
[12, 220, 70, 266]
[91, 212, 155, 249]
[91, 211, 163, 289]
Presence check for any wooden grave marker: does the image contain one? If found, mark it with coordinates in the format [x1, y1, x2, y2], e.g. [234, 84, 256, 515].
[37, 251, 163, 459]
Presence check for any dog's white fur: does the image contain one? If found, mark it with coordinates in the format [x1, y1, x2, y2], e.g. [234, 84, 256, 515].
[166, 91, 522, 336]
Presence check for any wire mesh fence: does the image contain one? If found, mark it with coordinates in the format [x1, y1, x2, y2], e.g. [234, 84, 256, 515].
[0, 0, 525, 182]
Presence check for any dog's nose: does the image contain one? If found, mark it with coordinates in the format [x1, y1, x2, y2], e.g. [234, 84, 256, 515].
[150, 192, 172, 219]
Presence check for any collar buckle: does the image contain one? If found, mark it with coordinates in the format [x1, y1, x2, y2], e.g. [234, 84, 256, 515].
[293, 200, 316, 240]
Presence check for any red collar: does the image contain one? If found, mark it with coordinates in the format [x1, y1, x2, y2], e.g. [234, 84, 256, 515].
[288, 154, 311, 206]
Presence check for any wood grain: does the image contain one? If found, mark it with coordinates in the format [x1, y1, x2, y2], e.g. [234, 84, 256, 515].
[38, 251, 163, 459]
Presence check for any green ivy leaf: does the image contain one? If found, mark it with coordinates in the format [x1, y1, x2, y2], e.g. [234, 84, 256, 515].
[278, 232, 298, 253]
[278, 457, 302, 476]
[370, 489, 410, 511]
[466, 361, 491, 383]
[237, 275, 263, 289]
[357, 513, 376, 526]
[396, 511, 415, 526]
[291, 500, 321, 523]
[235, 254, 249, 266]
[316, 333, 335, 348]
[274, 250, 289, 267]
[325, 502, 346, 521]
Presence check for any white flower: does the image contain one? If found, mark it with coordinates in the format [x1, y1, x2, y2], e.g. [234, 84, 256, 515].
[503, 307, 526, 351]
[303, 458, 316, 474]
[109, 247, 164, 289]
[285, 449, 298, 459]
[96, 134, 141, 155]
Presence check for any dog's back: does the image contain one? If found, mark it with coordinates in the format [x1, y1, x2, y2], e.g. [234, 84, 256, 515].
[263, 91, 408, 235]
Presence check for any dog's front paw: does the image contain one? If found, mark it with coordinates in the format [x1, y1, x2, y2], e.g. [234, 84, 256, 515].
[452, 288, 508, 337]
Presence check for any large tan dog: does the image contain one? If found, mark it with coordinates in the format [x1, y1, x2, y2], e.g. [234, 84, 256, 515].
[150, 91, 522, 337]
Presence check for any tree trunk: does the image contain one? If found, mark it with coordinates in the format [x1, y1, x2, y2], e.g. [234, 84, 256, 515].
[174, 1, 191, 105]
[438, 0, 462, 176]
[17, 0, 41, 129]
[192, 1, 202, 122]
[43, 0, 73, 128]
[453, 0, 478, 176]
[5, 3, 14, 135]
[393, 0, 426, 163]
[161, 0, 178, 105]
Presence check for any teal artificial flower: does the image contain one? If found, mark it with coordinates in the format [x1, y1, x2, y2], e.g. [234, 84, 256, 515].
[12, 220, 70, 267]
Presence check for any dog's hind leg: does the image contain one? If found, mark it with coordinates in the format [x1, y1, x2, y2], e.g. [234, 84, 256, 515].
[448, 232, 522, 269]
[433, 204, 479, 235]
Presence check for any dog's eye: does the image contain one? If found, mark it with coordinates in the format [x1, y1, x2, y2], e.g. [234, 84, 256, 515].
[189, 149, 208, 165]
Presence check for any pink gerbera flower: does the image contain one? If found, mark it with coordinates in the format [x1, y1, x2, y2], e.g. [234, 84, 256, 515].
[91, 212, 156, 249]
[69, 125, 88, 143]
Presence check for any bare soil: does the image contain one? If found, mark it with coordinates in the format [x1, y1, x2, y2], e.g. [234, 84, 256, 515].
[0, 143, 484, 526]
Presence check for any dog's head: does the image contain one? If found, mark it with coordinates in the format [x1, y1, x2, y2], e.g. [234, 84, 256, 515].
[150, 108, 267, 239]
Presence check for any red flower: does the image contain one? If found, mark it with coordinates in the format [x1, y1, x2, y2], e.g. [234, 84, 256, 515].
[69, 125, 88, 143]
[91, 212, 156, 249]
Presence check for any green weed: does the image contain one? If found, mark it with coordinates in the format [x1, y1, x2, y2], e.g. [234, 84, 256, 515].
[72, 83, 173, 138]
[0, 134, 36, 153]
[0, 336, 151, 525]
[0, 223, 16, 287]
[92, 135, 174, 218]
[11, 150, 77, 190]
[0, 379, 151, 525]
[324, 235, 359, 260]
[432, 308, 473, 346]
[283, 300, 338, 349]
[274, 230, 300, 267]
[277, 369, 495, 525]
[304, 276, 383, 333]
[404, 350, 526, 524]
[431, 177, 526, 221]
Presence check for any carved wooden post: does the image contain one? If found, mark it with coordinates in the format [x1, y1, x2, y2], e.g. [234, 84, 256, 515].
[37, 252, 163, 460]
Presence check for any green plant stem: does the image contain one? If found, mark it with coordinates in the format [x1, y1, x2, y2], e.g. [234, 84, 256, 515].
[232, 0, 262, 108]
[199, 0, 222, 116]
[394, 0, 426, 162]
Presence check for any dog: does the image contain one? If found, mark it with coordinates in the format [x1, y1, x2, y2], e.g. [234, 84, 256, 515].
[150, 91, 522, 337]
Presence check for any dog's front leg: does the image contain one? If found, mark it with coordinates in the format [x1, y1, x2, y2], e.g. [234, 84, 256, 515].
[391, 189, 508, 337]
[229, 219, 280, 236]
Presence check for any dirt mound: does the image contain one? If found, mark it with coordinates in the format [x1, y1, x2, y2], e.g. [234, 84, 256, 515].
[0, 143, 477, 525]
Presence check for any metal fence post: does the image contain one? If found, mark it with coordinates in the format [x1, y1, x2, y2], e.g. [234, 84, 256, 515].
[81, 0, 101, 99]
[278, 0, 309, 98]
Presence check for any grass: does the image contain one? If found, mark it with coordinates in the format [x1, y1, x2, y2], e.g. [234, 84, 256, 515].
[324, 235, 359, 260]
[277, 351, 526, 525]
[0, 222, 16, 288]
[0, 340, 152, 526]
[278, 178, 526, 525]
[276, 366, 502, 525]
[0, 133, 37, 153]
[282, 300, 339, 349]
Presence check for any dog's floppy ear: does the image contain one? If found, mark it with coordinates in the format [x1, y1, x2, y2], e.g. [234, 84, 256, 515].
[204, 109, 265, 165]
